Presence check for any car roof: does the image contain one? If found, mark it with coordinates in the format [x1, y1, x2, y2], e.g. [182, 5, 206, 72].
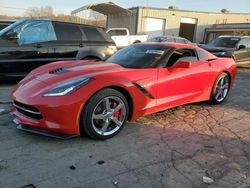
[139, 42, 198, 49]
[16, 18, 105, 29]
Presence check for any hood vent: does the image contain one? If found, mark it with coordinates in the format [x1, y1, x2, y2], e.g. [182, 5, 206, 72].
[49, 68, 70, 75]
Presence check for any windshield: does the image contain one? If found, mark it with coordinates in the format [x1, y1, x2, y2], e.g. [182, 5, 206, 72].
[208, 37, 240, 48]
[0, 19, 57, 45]
[106, 44, 168, 68]
[0, 19, 25, 38]
[147, 37, 163, 42]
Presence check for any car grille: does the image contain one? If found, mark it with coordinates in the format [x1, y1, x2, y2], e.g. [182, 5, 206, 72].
[13, 101, 43, 121]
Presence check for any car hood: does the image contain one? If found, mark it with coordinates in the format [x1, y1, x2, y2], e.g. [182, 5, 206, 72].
[21, 60, 124, 86]
[199, 44, 234, 53]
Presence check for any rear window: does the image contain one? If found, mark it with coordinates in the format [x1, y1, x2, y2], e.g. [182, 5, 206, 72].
[54, 23, 82, 41]
[108, 29, 127, 36]
[83, 27, 105, 42]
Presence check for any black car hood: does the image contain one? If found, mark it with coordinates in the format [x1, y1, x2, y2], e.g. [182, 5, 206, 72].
[199, 44, 234, 53]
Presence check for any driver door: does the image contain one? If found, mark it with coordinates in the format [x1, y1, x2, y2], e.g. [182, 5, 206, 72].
[234, 38, 250, 62]
[156, 48, 212, 111]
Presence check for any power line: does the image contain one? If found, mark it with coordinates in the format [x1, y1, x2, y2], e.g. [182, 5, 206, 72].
[0, 6, 27, 10]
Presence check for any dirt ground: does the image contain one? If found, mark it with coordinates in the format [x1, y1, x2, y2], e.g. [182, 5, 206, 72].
[0, 68, 250, 188]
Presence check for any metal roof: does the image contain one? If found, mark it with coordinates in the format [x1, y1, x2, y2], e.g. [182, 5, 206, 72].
[71, 2, 131, 16]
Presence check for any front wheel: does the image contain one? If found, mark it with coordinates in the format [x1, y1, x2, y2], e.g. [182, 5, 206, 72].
[81, 88, 129, 139]
[210, 72, 230, 104]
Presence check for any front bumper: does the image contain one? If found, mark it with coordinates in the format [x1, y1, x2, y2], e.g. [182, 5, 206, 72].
[13, 117, 78, 139]
[11, 97, 84, 136]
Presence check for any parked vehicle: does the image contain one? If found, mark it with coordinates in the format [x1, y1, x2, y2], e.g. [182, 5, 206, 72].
[12, 43, 236, 139]
[199, 36, 250, 63]
[0, 20, 14, 31]
[148, 35, 193, 44]
[107, 28, 148, 48]
[0, 19, 117, 80]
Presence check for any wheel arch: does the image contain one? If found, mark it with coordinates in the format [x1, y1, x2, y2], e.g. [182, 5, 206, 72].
[106, 85, 134, 121]
[79, 85, 134, 134]
[133, 40, 141, 44]
[222, 70, 232, 87]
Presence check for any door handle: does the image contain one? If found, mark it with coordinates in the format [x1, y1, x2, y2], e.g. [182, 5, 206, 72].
[36, 43, 42, 48]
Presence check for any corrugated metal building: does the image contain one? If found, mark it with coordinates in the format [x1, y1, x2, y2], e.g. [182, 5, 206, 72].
[71, 3, 250, 43]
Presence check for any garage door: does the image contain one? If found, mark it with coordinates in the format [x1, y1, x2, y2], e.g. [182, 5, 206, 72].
[144, 18, 165, 38]
[179, 17, 197, 42]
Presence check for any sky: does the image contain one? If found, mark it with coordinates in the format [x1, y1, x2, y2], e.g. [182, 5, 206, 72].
[0, 0, 250, 16]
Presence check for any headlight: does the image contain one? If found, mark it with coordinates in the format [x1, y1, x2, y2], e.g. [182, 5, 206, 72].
[108, 45, 117, 52]
[43, 77, 94, 97]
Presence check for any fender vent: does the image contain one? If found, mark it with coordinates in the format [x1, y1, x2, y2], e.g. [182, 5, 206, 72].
[133, 82, 154, 99]
[49, 68, 70, 75]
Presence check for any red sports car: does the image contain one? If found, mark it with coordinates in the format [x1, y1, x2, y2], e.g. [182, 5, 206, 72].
[12, 43, 236, 139]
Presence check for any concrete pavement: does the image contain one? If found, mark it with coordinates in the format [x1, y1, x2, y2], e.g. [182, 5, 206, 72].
[0, 69, 250, 188]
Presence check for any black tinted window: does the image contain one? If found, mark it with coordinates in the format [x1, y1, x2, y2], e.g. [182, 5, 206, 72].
[0, 25, 8, 30]
[196, 49, 208, 60]
[54, 23, 82, 41]
[83, 27, 105, 42]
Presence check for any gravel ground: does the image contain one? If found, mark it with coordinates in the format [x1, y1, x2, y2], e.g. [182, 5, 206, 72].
[0, 68, 250, 188]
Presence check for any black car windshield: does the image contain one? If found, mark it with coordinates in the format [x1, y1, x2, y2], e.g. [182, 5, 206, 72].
[0, 19, 25, 38]
[106, 44, 169, 68]
[208, 37, 240, 48]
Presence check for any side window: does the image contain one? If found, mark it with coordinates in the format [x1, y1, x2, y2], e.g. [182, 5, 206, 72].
[97, 28, 112, 42]
[247, 38, 250, 47]
[83, 27, 105, 42]
[15, 20, 57, 45]
[196, 49, 208, 60]
[167, 49, 198, 67]
[107, 29, 127, 36]
[237, 38, 248, 49]
[175, 39, 185, 44]
[164, 38, 175, 42]
[54, 23, 82, 41]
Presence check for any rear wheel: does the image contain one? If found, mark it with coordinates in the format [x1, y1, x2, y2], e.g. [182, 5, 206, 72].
[210, 73, 230, 104]
[133, 40, 141, 44]
[81, 88, 129, 139]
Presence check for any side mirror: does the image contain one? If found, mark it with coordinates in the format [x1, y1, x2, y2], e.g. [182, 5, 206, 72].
[238, 45, 246, 50]
[7, 31, 18, 40]
[172, 60, 191, 69]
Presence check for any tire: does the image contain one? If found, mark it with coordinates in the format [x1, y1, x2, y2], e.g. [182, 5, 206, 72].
[210, 72, 230, 104]
[81, 88, 129, 140]
[133, 40, 141, 44]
